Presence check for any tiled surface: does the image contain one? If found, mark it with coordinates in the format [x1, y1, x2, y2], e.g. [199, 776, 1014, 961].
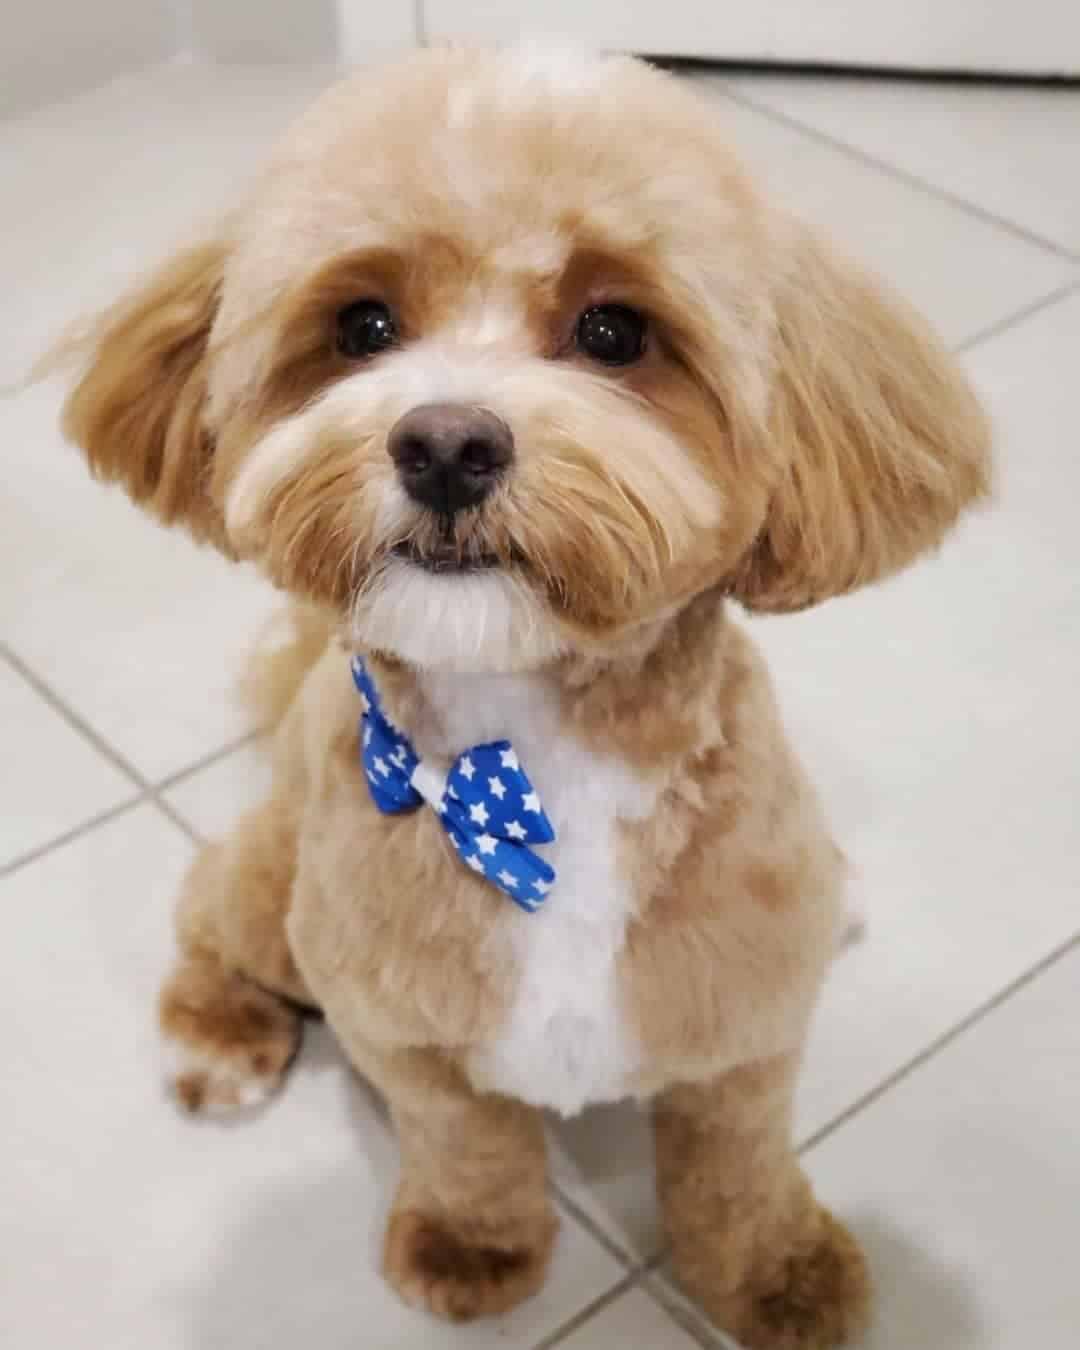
[0, 807, 626, 1350]
[2, 60, 1079, 1350]
[0, 652, 135, 868]
[164, 739, 271, 837]
[703, 91, 1077, 348]
[723, 74, 1080, 256]
[804, 943, 1080, 1350]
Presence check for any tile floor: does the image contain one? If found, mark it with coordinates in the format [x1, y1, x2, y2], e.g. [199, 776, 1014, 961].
[2, 61, 1079, 1350]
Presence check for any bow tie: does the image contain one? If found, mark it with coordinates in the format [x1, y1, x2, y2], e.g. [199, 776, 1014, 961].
[351, 658, 557, 912]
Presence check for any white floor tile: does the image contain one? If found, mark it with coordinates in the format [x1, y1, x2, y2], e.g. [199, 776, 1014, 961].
[804, 944, 1080, 1349]
[0, 656, 134, 867]
[722, 75, 1080, 255]
[551, 1101, 661, 1263]
[0, 806, 624, 1350]
[164, 740, 272, 837]
[0, 377, 280, 783]
[558, 1285, 704, 1349]
[0, 64, 332, 385]
[692, 84, 1076, 347]
[751, 289, 1080, 1140]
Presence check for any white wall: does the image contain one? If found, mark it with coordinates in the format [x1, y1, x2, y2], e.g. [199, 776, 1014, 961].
[0, 0, 172, 117]
[186, 1, 415, 65]
[424, 0, 1080, 75]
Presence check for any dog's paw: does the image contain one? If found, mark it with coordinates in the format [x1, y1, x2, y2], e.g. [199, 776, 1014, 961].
[159, 958, 301, 1116]
[162, 1039, 293, 1115]
[383, 1208, 557, 1322]
[729, 1209, 871, 1350]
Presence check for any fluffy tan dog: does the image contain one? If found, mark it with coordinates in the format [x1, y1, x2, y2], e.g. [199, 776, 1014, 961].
[59, 44, 990, 1348]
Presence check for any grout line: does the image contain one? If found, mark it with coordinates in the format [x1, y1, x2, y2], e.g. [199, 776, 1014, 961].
[798, 928, 1080, 1157]
[146, 791, 203, 844]
[550, 1179, 648, 1271]
[956, 276, 1080, 353]
[0, 641, 203, 851]
[636, 1265, 731, 1349]
[719, 83, 1080, 263]
[531, 1270, 639, 1350]
[1, 641, 153, 793]
[0, 795, 143, 880]
[153, 729, 262, 793]
[413, 0, 428, 47]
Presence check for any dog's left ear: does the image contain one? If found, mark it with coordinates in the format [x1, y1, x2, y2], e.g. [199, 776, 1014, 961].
[61, 238, 232, 552]
[729, 230, 991, 612]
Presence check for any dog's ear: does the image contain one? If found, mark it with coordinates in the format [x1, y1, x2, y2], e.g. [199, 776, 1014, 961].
[729, 231, 991, 613]
[60, 239, 232, 551]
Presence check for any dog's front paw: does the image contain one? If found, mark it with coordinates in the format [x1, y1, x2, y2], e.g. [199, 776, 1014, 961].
[159, 956, 301, 1115]
[383, 1207, 557, 1322]
[726, 1208, 871, 1350]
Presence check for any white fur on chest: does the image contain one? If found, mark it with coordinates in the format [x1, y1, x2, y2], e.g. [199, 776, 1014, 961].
[416, 671, 657, 1116]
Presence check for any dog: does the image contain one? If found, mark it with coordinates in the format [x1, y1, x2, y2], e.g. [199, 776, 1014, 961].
[57, 43, 990, 1348]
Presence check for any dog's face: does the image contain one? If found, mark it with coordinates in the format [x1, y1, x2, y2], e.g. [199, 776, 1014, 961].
[62, 46, 990, 673]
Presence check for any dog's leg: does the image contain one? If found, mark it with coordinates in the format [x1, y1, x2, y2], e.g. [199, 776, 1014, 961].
[159, 796, 313, 1114]
[654, 1055, 870, 1350]
[359, 1045, 556, 1321]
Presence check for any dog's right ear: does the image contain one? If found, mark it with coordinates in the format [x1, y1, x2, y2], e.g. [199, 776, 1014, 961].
[60, 238, 232, 551]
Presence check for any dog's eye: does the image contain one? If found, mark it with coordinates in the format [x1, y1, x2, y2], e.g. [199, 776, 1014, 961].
[575, 305, 647, 366]
[336, 300, 397, 359]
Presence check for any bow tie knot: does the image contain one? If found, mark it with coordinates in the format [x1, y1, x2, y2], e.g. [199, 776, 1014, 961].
[352, 659, 556, 911]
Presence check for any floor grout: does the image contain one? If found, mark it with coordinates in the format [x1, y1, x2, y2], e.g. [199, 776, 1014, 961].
[551, 1179, 649, 1271]
[0, 640, 204, 856]
[1, 640, 153, 793]
[798, 927, 1080, 1157]
[531, 1269, 641, 1350]
[956, 276, 1080, 353]
[719, 82, 1080, 264]
[636, 1265, 731, 1349]
[0, 794, 144, 880]
[152, 728, 262, 793]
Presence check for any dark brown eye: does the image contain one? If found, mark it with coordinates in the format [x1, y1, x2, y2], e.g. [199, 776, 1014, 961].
[336, 300, 397, 359]
[575, 304, 647, 366]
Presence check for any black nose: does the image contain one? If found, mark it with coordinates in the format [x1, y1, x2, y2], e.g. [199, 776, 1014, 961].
[387, 403, 514, 515]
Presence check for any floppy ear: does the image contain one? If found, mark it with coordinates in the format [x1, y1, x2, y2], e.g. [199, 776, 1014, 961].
[730, 231, 991, 613]
[60, 239, 232, 551]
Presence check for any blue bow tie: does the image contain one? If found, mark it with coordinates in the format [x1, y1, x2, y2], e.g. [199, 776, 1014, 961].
[351, 658, 557, 912]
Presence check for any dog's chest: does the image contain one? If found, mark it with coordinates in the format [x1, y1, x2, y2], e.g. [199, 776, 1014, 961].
[415, 672, 656, 1116]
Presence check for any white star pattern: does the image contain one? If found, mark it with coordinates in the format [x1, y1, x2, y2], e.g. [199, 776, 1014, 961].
[355, 659, 557, 908]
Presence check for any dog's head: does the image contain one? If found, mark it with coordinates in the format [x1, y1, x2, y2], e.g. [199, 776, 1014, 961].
[61, 45, 990, 672]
